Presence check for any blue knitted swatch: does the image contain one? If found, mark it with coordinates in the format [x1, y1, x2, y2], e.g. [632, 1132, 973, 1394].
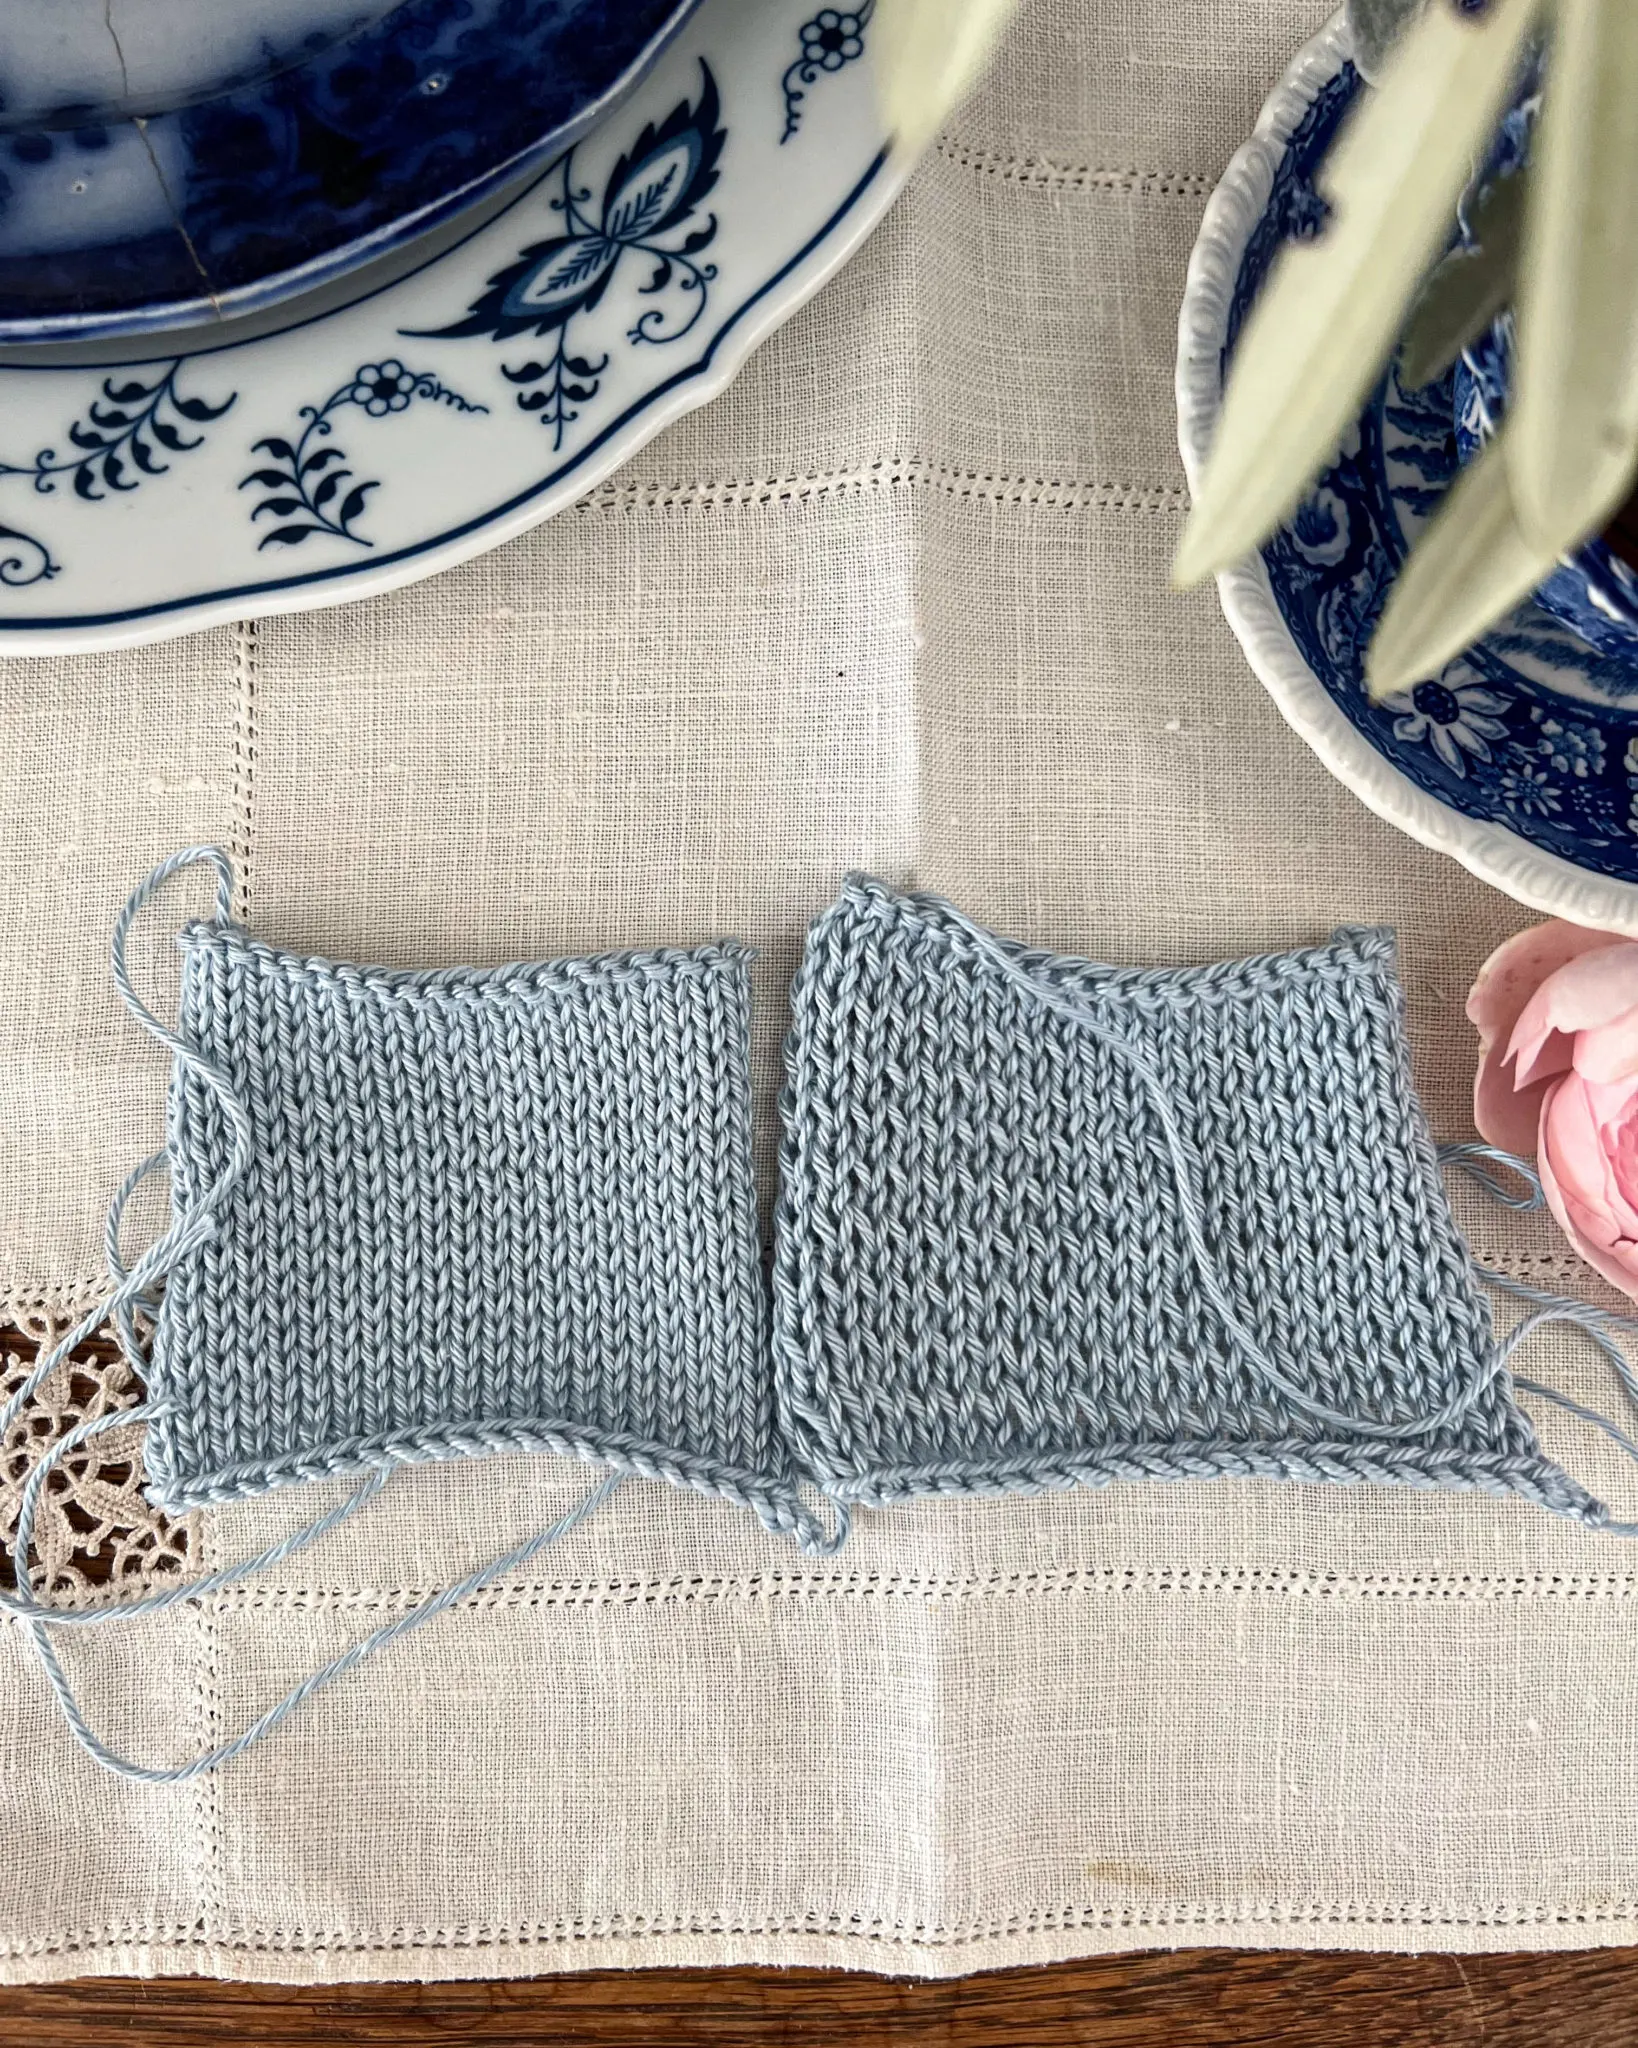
[772, 877, 1601, 1525]
[22, 852, 1638, 1788]
[145, 915, 810, 1538]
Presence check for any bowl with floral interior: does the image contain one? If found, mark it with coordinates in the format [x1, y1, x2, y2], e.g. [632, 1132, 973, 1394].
[1177, 12, 1638, 934]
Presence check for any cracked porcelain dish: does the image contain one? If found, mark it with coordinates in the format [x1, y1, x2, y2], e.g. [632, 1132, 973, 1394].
[1177, 14, 1638, 934]
[0, 0, 700, 344]
[0, 0, 902, 654]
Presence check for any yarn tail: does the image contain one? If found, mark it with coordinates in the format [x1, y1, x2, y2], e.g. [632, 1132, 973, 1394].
[0, 851, 635, 1784]
[5, 849, 837, 1780]
[16, 1471, 623, 1784]
[1443, 1143, 1638, 1536]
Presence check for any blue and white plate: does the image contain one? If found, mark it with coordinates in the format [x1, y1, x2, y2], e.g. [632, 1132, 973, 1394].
[0, 0, 899, 655]
[1178, 15, 1638, 932]
[0, 0, 699, 344]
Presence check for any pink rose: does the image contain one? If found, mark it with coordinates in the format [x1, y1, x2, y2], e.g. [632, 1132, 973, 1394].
[1468, 920, 1638, 1299]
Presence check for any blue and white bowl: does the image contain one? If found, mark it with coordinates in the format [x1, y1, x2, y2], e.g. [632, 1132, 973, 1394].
[1453, 317, 1638, 666]
[1177, 15, 1638, 933]
[0, 0, 702, 344]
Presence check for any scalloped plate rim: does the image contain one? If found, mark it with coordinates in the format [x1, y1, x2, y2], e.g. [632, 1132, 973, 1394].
[0, 4, 910, 659]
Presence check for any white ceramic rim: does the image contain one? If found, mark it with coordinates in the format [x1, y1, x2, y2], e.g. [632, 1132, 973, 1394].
[1173, 10, 1638, 934]
[0, 45, 910, 657]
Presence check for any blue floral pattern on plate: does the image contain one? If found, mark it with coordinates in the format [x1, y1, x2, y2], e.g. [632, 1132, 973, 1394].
[0, 363, 236, 587]
[1452, 319, 1638, 665]
[780, 3, 876, 143]
[411, 66, 725, 449]
[242, 362, 487, 549]
[0, 0, 901, 654]
[0, 0, 700, 344]
[1231, 63, 1638, 888]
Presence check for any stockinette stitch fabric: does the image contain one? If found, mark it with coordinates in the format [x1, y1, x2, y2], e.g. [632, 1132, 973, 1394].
[11, 853, 1638, 1784]
[147, 877, 814, 1539]
[771, 875, 1621, 1530]
[1, 848, 840, 1784]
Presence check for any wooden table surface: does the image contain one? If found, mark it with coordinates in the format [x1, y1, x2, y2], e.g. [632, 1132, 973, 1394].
[2, 1949, 1635, 2045]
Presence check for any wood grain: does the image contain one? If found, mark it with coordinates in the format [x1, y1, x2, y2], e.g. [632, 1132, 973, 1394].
[4, 1949, 1638, 2047]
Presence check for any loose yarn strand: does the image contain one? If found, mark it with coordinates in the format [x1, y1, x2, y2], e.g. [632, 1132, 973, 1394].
[1442, 1142, 1638, 1535]
[0, 849, 245, 1446]
[22, 1472, 623, 1784]
[936, 901, 1497, 1443]
[2, 851, 635, 1782]
[0, 1407, 390, 1628]
[1436, 1141, 1547, 1211]
[1496, 1307, 1638, 1539]
[104, 1150, 168, 1355]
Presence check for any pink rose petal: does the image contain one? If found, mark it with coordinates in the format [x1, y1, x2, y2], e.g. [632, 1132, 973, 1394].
[1473, 1056, 1552, 1158]
[1538, 1076, 1638, 1300]
[1607, 1084, 1638, 1189]
[1510, 940, 1638, 1086]
[1466, 920, 1612, 1044]
[1466, 920, 1615, 1153]
[1569, 1004, 1638, 1084]
[1566, 1075, 1638, 1239]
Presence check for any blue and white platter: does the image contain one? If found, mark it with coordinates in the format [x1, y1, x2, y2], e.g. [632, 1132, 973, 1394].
[0, 0, 700, 344]
[0, 0, 898, 655]
[1177, 14, 1638, 933]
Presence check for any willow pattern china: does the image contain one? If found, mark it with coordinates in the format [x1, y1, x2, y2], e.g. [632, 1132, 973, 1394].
[1178, 15, 1638, 932]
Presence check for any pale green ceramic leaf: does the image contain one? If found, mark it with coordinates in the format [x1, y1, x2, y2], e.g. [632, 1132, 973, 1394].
[1398, 168, 1526, 390]
[1364, 431, 1554, 699]
[871, 0, 1022, 158]
[1509, 0, 1638, 554]
[1173, 0, 1539, 590]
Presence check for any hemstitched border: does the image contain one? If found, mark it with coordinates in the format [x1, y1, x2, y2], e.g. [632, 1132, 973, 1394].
[205, 1556, 1638, 1614]
[8, 1893, 1638, 1966]
[933, 139, 1218, 197]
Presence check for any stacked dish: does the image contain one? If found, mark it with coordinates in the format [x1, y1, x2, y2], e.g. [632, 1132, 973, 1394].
[0, 0, 905, 652]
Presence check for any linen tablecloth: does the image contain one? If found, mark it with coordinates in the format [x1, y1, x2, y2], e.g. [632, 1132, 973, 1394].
[6, 0, 1638, 1982]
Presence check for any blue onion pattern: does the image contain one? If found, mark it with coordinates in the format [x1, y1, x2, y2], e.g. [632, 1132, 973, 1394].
[780, 1, 875, 143]
[411, 66, 724, 452]
[240, 361, 486, 549]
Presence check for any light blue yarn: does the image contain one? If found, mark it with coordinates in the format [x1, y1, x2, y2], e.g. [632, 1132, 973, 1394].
[137, 854, 834, 1551]
[4, 1373, 628, 1784]
[1433, 1144, 1638, 1536]
[1437, 1141, 1548, 1212]
[18, 856, 1638, 1787]
[17, 1461, 620, 1784]
[0, 849, 247, 1452]
[3, 1408, 388, 1632]
[931, 900, 1494, 1445]
[0, 848, 832, 1785]
[770, 877, 1616, 1531]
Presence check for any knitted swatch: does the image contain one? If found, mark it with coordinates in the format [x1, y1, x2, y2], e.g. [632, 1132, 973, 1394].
[772, 877, 1599, 1524]
[146, 917, 807, 1536]
[21, 852, 1638, 1789]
